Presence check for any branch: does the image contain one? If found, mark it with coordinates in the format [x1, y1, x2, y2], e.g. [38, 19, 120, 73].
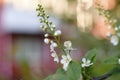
[91, 65, 120, 80]
[91, 73, 112, 80]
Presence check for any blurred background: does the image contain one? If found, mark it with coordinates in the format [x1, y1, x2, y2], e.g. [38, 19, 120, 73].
[0, 0, 120, 80]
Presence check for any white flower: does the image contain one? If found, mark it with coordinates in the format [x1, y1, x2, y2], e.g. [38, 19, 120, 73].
[44, 38, 50, 44]
[54, 30, 62, 36]
[50, 41, 57, 52]
[118, 59, 120, 64]
[110, 35, 119, 46]
[81, 58, 93, 68]
[64, 41, 73, 50]
[61, 54, 72, 71]
[51, 41, 57, 48]
[51, 52, 59, 63]
[44, 33, 49, 37]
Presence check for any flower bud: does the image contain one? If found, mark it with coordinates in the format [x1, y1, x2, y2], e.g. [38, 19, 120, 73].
[44, 38, 50, 44]
[54, 30, 62, 36]
[44, 34, 49, 37]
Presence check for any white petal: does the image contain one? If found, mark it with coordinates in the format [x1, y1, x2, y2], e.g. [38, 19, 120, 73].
[64, 41, 72, 48]
[90, 63, 93, 66]
[63, 65, 68, 71]
[82, 58, 86, 63]
[51, 52, 56, 57]
[61, 55, 66, 59]
[66, 54, 72, 62]
[87, 60, 91, 64]
[81, 64, 85, 68]
[50, 45, 54, 52]
[54, 57, 59, 63]
[60, 58, 65, 64]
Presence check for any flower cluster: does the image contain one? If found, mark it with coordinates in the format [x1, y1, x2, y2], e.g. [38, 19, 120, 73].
[97, 6, 120, 46]
[37, 4, 120, 80]
[36, 5, 73, 71]
[105, 18, 120, 46]
[61, 54, 72, 71]
[37, 4, 96, 72]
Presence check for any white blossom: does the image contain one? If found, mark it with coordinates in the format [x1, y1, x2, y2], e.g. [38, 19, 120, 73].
[118, 59, 120, 64]
[51, 52, 59, 63]
[61, 54, 72, 71]
[54, 30, 62, 36]
[51, 41, 57, 48]
[64, 41, 73, 50]
[110, 35, 119, 46]
[81, 58, 93, 68]
[44, 38, 50, 44]
[50, 41, 59, 63]
[50, 41, 57, 52]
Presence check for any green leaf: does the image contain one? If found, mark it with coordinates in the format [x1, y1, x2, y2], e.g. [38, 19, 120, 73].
[56, 68, 65, 74]
[44, 75, 53, 80]
[84, 49, 97, 62]
[44, 74, 69, 80]
[103, 57, 119, 64]
[66, 61, 81, 80]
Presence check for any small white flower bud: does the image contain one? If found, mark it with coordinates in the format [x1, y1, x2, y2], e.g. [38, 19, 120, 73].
[44, 38, 50, 44]
[52, 42, 57, 48]
[44, 33, 49, 37]
[54, 30, 62, 36]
